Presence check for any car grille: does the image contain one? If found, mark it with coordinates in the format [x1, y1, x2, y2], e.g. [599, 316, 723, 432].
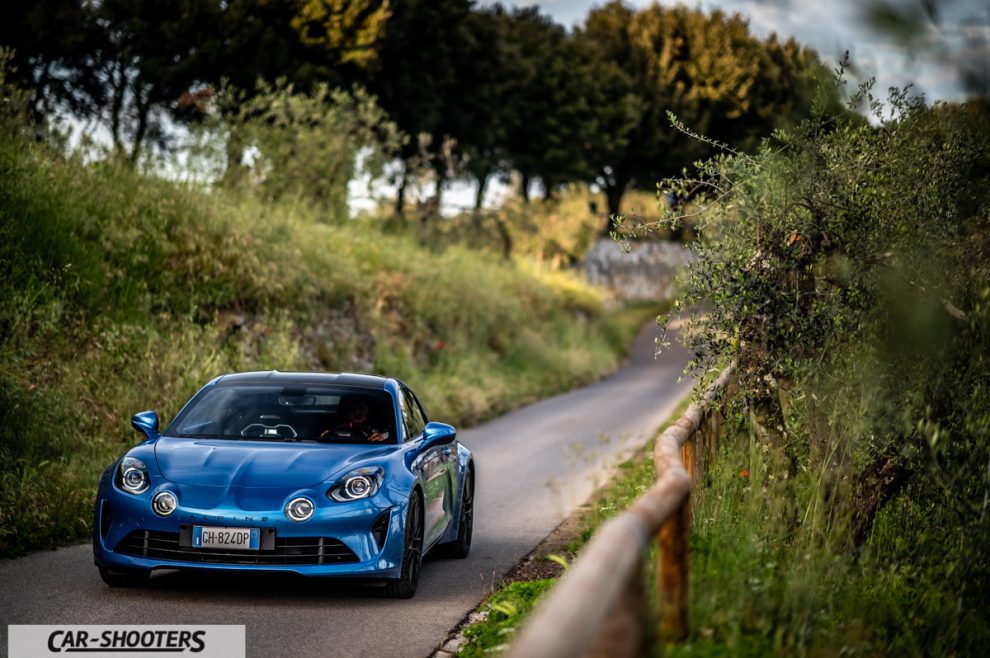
[115, 530, 359, 565]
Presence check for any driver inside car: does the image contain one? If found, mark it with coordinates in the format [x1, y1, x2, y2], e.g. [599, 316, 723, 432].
[322, 398, 388, 442]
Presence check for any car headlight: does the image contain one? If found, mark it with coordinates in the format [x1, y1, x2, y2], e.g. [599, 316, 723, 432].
[285, 497, 315, 522]
[328, 467, 384, 502]
[117, 457, 150, 494]
[152, 491, 177, 516]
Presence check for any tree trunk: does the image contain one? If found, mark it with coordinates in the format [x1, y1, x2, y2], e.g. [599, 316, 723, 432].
[433, 173, 444, 210]
[128, 86, 152, 165]
[851, 457, 913, 546]
[222, 126, 247, 189]
[394, 170, 407, 217]
[603, 178, 627, 235]
[109, 60, 126, 160]
[520, 171, 531, 203]
[494, 214, 513, 260]
[474, 171, 490, 210]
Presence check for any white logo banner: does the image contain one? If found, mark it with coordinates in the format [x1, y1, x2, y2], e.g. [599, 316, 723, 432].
[7, 625, 246, 658]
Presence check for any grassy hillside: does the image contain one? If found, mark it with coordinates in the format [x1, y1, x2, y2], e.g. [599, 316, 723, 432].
[0, 130, 650, 558]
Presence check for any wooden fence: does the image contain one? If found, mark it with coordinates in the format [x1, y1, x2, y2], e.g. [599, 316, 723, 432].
[505, 367, 733, 658]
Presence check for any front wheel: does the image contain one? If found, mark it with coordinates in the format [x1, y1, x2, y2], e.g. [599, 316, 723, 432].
[436, 470, 473, 559]
[382, 493, 423, 599]
[98, 565, 150, 588]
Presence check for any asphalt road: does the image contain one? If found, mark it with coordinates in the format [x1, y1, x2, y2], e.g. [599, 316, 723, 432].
[0, 322, 692, 658]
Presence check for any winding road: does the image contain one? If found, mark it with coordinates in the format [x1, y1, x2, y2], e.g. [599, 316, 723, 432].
[0, 323, 692, 658]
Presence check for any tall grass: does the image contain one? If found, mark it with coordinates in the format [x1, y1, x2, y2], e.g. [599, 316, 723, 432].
[670, 417, 990, 657]
[0, 130, 646, 557]
[451, 394, 990, 657]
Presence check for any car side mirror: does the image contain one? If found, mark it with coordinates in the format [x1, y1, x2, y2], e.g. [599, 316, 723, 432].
[422, 421, 456, 447]
[131, 410, 161, 441]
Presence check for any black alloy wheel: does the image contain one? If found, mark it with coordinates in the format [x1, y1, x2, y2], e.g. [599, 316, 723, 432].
[437, 470, 473, 559]
[382, 492, 423, 598]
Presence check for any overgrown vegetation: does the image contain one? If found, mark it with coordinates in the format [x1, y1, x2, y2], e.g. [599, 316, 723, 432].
[647, 71, 990, 655]
[671, 422, 990, 657]
[0, 58, 647, 558]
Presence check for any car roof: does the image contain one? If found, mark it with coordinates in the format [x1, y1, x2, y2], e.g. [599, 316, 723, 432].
[211, 371, 390, 390]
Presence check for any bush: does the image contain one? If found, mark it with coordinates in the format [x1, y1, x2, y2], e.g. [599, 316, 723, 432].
[655, 73, 990, 654]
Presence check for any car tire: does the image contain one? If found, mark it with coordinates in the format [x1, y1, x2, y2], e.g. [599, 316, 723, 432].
[382, 492, 423, 599]
[435, 470, 473, 559]
[98, 565, 151, 588]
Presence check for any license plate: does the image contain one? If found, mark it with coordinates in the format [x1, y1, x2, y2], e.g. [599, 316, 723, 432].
[192, 526, 261, 550]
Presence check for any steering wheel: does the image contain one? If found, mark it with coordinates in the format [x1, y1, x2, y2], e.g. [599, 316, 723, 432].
[240, 415, 298, 439]
[322, 425, 373, 441]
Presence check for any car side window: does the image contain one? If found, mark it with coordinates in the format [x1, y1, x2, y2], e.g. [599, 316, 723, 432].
[399, 388, 425, 441]
[398, 389, 420, 442]
[408, 389, 429, 427]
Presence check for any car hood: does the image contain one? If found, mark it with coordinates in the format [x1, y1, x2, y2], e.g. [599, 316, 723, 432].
[154, 437, 396, 488]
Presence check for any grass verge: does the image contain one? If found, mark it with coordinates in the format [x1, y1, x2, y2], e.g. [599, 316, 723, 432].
[668, 418, 990, 658]
[448, 394, 694, 657]
[450, 396, 990, 658]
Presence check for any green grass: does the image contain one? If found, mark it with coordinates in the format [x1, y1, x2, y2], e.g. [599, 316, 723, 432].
[667, 419, 990, 658]
[0, 131, 652, 557]
[456, 580, 558, 657]
[452, 395, 692, 657]
[453, 391, 990, 658]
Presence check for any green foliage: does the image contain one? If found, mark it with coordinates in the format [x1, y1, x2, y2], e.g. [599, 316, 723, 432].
[404, 184, 605, 266]
[654, 72, 990, 655]
[0, 109, 639, 557]
[0, 48, 29, 132]
[581, 1, 838, 222]
[456, 579, 557, 657]
[214, 79, 402, 216]
[291, 0, 390, 68]
[669, 418, 990, 657]
[369, 0, 473, 178]
[2, 0, 838, 214]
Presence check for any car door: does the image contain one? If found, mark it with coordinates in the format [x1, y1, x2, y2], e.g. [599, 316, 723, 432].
[400, 388, 450, 546]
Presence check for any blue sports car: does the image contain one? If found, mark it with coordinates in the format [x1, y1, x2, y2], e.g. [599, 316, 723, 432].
[93, 371, 475, 598]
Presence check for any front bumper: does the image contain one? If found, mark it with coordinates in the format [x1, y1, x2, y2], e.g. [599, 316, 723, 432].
[93, 473, 406, 578]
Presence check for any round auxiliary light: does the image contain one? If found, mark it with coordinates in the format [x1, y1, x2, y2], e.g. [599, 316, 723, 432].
[285, 497, 315, 522]
[344, 476, 372, 500]
[152, 491, 177, 517]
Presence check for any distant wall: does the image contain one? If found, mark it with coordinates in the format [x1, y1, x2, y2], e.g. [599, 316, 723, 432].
[579, 238, 693, 301]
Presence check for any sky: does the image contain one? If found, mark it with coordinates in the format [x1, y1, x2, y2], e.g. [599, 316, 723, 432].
[503, 0, 990, 103]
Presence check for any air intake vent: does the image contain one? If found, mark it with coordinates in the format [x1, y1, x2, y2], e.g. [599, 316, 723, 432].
[100, 499, 112, 538]
[115, 530, 359, 565]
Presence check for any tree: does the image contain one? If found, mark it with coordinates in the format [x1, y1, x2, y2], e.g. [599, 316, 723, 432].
[215, 79, 402, 219]
[0, 0, 96, 122]
[368, 0, 474, 215]
[84, 0, 227, 162]
[581, 1, 834, 232]
[453, 5, 512, 210]
[291, 0, 391, 69]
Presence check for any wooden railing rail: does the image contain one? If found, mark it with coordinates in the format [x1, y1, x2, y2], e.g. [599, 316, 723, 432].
[505, 366, 733, 658]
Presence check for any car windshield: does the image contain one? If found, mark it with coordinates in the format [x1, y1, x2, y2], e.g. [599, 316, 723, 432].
[166, 384, 397, 444]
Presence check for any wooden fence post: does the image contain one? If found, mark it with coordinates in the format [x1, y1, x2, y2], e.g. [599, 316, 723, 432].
[507, 365, 733, 658]
[658, 491, 690, 641]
